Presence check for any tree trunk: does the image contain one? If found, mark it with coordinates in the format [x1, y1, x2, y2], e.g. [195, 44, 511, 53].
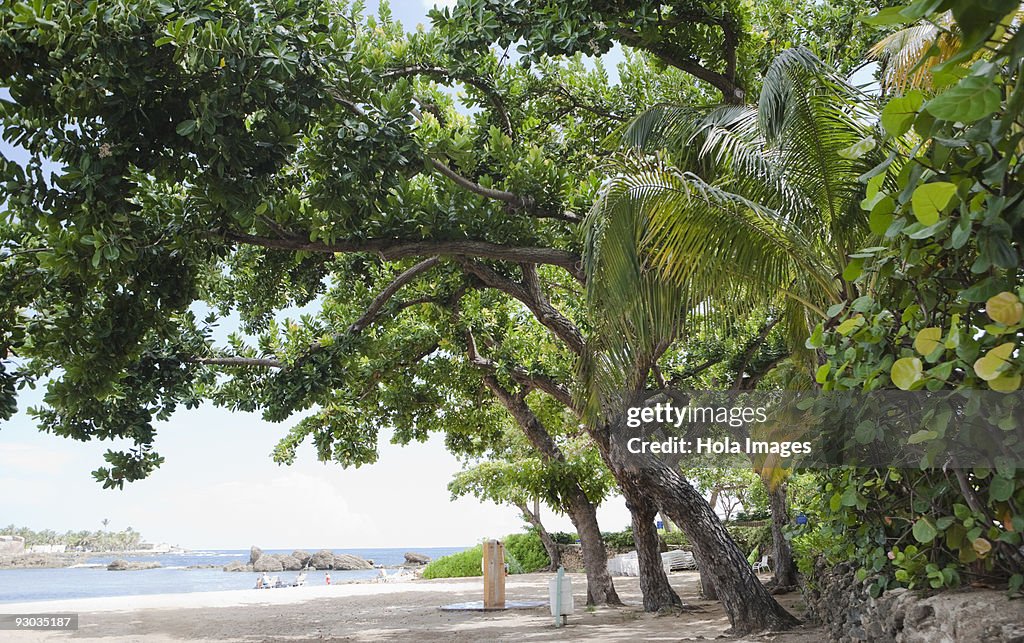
[659, 511, 674, 532]
[692, 539, 719, 600]
[477, 372, 620, 606]
[566, 487, 621, 606]
[622, 481, 683, 611]
[517, 501, 561, 572]
[767, 480, 797, 587]
[614, 454, 797, 633]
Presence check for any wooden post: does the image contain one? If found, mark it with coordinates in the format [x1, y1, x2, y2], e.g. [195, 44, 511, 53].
[482, 539, 506, 609]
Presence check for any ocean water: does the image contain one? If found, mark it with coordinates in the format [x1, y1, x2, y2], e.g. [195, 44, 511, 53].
[0, 547, 468, 604]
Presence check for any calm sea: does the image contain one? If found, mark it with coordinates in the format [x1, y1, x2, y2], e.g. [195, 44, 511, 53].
[0, 547, 468, 603]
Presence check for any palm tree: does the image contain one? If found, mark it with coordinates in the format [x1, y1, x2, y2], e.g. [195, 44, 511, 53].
[586, 48, 890, 358]
[583, 48, 895, 587]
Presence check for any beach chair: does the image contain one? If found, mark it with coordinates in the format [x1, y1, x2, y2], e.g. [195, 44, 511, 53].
[752, 554, 771, 573]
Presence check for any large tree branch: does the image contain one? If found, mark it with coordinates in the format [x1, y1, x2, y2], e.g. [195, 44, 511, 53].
[459, 260, 585, 355]
[615, 30, 744, 104]
[465, 329, 564, 461]
[223, 230, 584, 282]
[348, 257, 439, 334]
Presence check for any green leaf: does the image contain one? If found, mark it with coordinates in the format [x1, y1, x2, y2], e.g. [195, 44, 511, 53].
[926, 74, 1001, 123]
[881, 91, 924, 137]
[176, 120, 198, 136]
[869, 197, 895, 235]
[815, 363, 831, 384]
[911, 182, 957, 225]
[838, 136, 876, 160]
[990, 476, 1014, 502]
[837, 316, 864, 336]
[913, 517, 937, 544]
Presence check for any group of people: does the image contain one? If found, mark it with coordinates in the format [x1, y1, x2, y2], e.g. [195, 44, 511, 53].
[254, 570, 316, 589]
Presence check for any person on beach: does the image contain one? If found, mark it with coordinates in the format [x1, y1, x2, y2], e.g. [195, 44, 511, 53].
[325, 572, 331, 585]
[255, 575, 263, 589]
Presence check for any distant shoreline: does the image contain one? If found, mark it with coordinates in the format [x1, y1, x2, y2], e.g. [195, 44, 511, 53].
[0, 551, 184, 570]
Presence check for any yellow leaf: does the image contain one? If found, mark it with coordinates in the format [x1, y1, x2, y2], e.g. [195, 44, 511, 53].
[989, 374, 1021, 392]
[913, 327, 943, 356]
[972, 537, 992, 557]
[986, 291, 1023, 326]
[973, 343, 1016, 381]
[891, 357, 923, 390]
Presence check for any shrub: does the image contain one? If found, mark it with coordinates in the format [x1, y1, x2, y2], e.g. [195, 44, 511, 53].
[422, 546, 482, 579]
[601, 528, 635, 549]
[551, 531, 578, 545]
[661, 529, 690, 548]
[726, 524, 772, 557]
[505, 532, 549, 573]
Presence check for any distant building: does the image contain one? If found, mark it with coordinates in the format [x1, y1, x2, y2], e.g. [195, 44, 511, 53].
[28, 544, 67, 554]
[0, 536, 25, 555]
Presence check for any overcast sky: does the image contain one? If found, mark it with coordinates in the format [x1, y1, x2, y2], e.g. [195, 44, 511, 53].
[0, 0, 634, 551]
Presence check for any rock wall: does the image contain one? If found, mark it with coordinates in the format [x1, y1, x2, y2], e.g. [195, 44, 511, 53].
[557, 544, 584, 572]
[804, 559, 1024, 642]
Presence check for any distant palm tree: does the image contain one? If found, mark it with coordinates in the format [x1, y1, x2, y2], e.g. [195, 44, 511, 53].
[101, 518, 110, 530]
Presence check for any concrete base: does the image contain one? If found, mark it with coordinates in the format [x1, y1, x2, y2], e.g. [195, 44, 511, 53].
[439, 600, 547, 611]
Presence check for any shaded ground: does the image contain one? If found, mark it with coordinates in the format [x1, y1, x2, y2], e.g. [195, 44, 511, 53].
[4, 572, 824, 642]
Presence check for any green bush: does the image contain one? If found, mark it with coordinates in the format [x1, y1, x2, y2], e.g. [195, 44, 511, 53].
[661, 529, 690, 548]
[551, 531, 578, 545]
[726, 524, 772, 557]
[422, 546, 483, 579]
[505, 532, 550, 573]
[601, 528, 635, 549]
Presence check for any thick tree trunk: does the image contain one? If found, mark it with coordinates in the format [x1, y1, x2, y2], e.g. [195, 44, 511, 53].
[622, 481, 683, 611]
[565, 487, 621, 606]
[768, 480, 797, 587]
[617, 457, 797, 633]
[516, 501, 561, 572]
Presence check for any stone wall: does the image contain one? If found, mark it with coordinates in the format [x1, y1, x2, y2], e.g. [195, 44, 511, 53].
[804, 559, 1024, 642]
[0, 536, 25, 555]
[556, 544, 585, 572]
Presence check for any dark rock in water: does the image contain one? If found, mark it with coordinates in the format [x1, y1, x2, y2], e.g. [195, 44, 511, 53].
[223, 561, 252, 572]
[292, 550, 311, 567]
[249, 546, 263, 566]
[187, 564, 219, 569]
[253, 555, 283, 572]
[404, 552, 430, 565]
[333, 553, 373, 570]
[278, 554, 303, 571]
[308, 550, 336, 570]
[107, 559, 161, 571]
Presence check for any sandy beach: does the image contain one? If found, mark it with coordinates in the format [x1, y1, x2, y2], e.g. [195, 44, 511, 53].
[0, 572, 823, 642]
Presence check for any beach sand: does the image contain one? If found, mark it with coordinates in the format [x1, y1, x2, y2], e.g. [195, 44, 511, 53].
[0, 572, 823, 641]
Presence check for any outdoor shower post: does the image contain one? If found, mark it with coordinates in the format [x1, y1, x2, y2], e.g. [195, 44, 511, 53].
[482, 539, 506, 609]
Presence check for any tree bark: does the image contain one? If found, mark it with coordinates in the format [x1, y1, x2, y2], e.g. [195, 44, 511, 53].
[768, 480, 797, 587]
[565, 487, 621, 605]
[622, 481, 684, 611]
[517, 501, 561, 572]
[614, 455, 797, 633]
